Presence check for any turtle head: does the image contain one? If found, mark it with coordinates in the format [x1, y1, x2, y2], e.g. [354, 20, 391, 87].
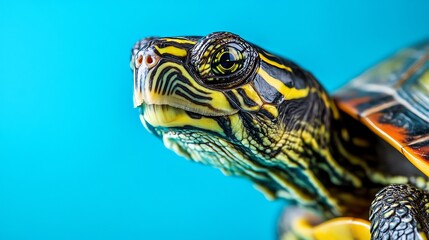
[131, 32, 257, 127]
[131, 32, 333, 196]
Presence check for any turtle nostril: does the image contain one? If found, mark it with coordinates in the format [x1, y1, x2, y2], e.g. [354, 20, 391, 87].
[143, 53, 159, 69]
[146, 55, 153, 65]
[134, 52, 144, 69]
[137, 55, 143, 65]
[134, 52, 159, 69]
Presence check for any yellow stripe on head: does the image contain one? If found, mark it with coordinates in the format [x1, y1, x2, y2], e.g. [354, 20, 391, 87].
[231, 84, 263, 111]
[154, 45, 187, 57]
[259, 53, 293, 73]
[145, 62, 237, 116]
[258, 68, 309, 100]
[162, 38, 197, 45]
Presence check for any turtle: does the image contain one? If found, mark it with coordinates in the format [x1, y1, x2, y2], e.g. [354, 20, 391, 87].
[130, 32, 429, 240]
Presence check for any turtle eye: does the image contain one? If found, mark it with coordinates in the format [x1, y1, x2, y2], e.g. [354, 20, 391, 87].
[211, 47, 244, 76]
[190, 32, 259, 89]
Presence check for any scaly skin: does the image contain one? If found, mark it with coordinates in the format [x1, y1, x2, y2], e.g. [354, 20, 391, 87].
[369, 185, 429, 239]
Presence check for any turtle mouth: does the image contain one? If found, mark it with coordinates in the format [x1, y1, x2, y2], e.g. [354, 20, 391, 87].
[134, 84, 238, 119]
[140, 104, 191, 127]
[138, 103, 235, 129]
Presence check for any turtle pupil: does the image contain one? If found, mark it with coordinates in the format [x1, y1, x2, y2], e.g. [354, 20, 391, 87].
[220, 52, 236, 70]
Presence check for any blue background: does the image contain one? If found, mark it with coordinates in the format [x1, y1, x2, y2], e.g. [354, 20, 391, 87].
[1, 1, 429, 239]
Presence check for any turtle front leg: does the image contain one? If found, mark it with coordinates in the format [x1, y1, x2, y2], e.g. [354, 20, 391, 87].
[369, 184, 429, 240]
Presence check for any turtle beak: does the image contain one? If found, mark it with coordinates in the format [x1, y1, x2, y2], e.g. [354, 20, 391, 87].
[132, 49, 161, 108]
[131, 45, 144, 108]
[133, 65, 144, 108]
[131, 37, 159, 108]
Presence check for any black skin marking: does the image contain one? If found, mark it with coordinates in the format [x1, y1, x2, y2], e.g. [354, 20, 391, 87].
[236, 88, 258, 107]
[174, 84, 212, 101]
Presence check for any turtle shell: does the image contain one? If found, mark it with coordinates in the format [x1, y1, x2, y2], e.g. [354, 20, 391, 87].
[334, 40, 429, 176]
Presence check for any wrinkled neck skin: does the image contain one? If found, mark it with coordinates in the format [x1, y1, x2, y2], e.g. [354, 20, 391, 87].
[228, 65, 381, 218]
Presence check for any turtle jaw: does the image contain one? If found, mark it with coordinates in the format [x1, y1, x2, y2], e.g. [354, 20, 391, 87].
[139, 103, 209, 128]
[136, 102, 236, 139]
[134, 86, 238, 129]
[133, 88, 144, 108]
[140, 104, 187, 128]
